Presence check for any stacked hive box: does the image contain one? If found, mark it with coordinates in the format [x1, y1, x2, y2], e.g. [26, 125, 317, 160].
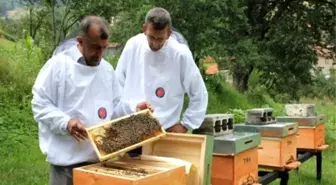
[212, 132, 261, 185]
[234, 108, 301, 170]
[276, 104, 328, 151]
[193, 114, 261, 185]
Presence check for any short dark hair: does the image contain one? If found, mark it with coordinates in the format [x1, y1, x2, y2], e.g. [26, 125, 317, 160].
[145, 7, 172, 30]
[79, 16, 109, 40]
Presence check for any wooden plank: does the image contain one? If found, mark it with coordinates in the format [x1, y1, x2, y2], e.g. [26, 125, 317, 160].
[73, 156, 186, 185]
[258, 139, 281, 167]
[211, 155, 234, 185]
[284, 161, 301, 170]
[203, 135, 214, 185]
[297, 127, 315, 149]
[73, 166, 186, 185]
[314, 123, 325, 148]
[212, 147, 259, 185]
[280, 134, 297, 166]
[73, 169, 133, 185]
[85, 109, 167, 161]
[317, 144, 329, 151]
[135, 166, 186, 185]
[258, 135, 297, 168]
[297, 123, 325, 150]
[259, 161, 301, 171]
[235, 147, 259, 185]
[142, 133, 207, 185]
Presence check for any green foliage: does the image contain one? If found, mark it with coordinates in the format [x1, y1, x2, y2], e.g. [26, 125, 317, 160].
[248, 0, 335, 100]
[0, 28, 17, 42]
[228, 108, 246, 124]
[205, 75, 253, 114]
[0, 1, 336, 183]
[0, 38, 42, 101]
[245, 69, 267, 103]
[0, 35, 335, 184]
[105, 55, 120, 68]
[258, 15, 317, 100]
[110, 4, 153, 44]
[300, 68, 336, 100]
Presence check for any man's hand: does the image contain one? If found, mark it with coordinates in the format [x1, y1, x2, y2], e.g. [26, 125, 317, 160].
[67, 119, 88, 141]
[166, 123, 188, 133]
[136, 101, 154, 112]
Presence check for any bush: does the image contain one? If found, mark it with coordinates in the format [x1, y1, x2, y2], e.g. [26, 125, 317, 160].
[105, 55, 120, 68]
[245, 69, 268, 105]
[0, 37, 43, 102]
[299, 69, 336, 101]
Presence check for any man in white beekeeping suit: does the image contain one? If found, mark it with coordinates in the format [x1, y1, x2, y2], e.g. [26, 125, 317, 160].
[115, 7, 208, 135]
[31, 15, 152, 185]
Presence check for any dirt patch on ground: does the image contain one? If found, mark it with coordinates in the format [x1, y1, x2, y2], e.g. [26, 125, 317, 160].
[97, 112, 162, 154]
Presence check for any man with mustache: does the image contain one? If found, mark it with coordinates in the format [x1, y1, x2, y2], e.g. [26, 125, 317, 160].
[31, 15, 151, 185]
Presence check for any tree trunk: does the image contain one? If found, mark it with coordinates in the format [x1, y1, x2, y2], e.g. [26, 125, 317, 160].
[52, 0, 56, 49]
[233, 65, 253, 92]
[29, 8, 33, 37]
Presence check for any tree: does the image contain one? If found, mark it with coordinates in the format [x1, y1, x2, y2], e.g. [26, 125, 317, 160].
[247, 0, 335, 99]
[16, 0, 335, 100]
[19, 0, 43, 39]
[148, 0, 265, 92]
[20, 0, 126, 57]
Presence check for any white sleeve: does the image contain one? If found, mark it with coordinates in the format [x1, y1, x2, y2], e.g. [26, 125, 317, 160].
[31, 58, 71, 135]
[112, 39, 138, 119]
[180, 50, 208, 130]
[111, 70, 136, 119]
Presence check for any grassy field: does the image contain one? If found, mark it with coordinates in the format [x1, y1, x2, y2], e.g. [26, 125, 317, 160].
[0, 38, 335, 185]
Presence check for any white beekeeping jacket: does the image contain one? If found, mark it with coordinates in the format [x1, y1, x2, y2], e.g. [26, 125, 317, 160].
[31, 45, 134, 166]
[116, 33, 208, 130]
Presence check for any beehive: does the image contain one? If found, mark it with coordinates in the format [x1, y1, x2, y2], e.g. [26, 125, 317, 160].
[73, 156, 186, 185]
[73, 110, 191, 185]
[192, 114, 234, 136]
[234, 122, 300, 169]
[212, 132, 260, 185]
[277, 104, 327, 150]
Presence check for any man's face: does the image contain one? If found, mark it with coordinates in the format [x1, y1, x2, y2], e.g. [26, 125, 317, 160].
[143, 23, 172, 51]
[77, 25, 108, 66]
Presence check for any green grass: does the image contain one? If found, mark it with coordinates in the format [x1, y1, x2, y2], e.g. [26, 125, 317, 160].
[0, 100, 48, 185]
[0, 29, 17, 42]
[0, 38, 335, 185]
[0, 138, 48, 185]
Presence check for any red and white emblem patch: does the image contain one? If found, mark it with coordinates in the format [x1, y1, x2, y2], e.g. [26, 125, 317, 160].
[98, 107, 107, 119]
[155, 87, 165, 98]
